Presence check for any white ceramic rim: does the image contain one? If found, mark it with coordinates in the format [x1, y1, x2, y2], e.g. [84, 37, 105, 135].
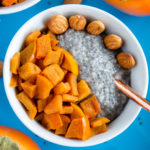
[0, 0, 40, 14]
[3, 5, 149, 147]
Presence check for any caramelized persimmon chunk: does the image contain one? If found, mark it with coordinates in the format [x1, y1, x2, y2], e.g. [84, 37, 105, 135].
[65, 117, 90, 140]
[42, 113, 63, 130]
[36, 34, 51, 59]
[62, 94, 78, 103]
[60, 106, 73, 114]
[1, 0, 17, 6]
[16, 92, 37, 120]
[53, 82, 71, 94]
[77, 80, 91, 101]
[25, 29, 41, 45]
[20, 41, 36, 65]
[42, 64, 64, 86]
[80, 95, 101, 119]
[53, 46, 78, 75]
[43, 51, 62, 66]
[44, 95, 63, 114]
[66, 73, 78, 96]
[10, 74, 18, 87]
[90, 117, 110, 128]
[55, 115, 71, 135]
[19, 62, 41, 80]
[35, 75, 53, 99]
[71, 103, 85, 120]
[37, 94, 53, 112]
[21, 81, 36, 98]
[90, 124, 107, 136]
[10, 52, 20, 74]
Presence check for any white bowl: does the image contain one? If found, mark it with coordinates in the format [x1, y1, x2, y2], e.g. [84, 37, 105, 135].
[3, 5, 148, 147]
[0, 0, 40, 14]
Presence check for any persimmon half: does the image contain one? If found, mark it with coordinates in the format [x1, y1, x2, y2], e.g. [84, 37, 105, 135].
[104, 0, 150, 16]
[0, 125, 40, 150]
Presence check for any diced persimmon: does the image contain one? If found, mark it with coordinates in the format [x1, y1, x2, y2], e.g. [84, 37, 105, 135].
[90, 117, 110, 128]
[66, 73, 78, 96]
[19, 62, 41, 80]
[35, 112, 44, 122]
[1, 0, 17, 6]
[35, 75, 53, 99]
[90, 124, 107, 137]
[55, 115, 70, 135]
[47, 30, 56, 40]
[71, 103, 85, 120]
[77, 80, 91, 101]
[58, 53, 64, 65]
[36, 34, 51, 59]
[43, 51, 62, 66]
[44, 95, 62, 114]
[42, 64, 64, 86]
[21, 81, 36, 98]
[10, 52, 20, 74]
[65, 117, 90, 140]
[42, 113, 63, 130]
[10, 74, 18, 87]
[60, 106, 73, 114]
[80, 95, 101, 119]
[37, 94, 53, 112]
[62, 69, 68, 76]
[25, 29, 41, 45]
[53, 46, 78, 75]
[53, 82, 71, 94]
[20, 41, 36, 65]
[62, 94, 78, 103]
[16, 92, 37, 120]
[51, 40, 59, 49]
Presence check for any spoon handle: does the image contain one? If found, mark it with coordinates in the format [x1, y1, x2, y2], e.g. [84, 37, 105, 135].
[114, 78, 150, 112]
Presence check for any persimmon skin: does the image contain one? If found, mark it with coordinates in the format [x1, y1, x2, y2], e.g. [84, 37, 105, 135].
[104, 0, 150, 16]
[0, 126, 40, 150]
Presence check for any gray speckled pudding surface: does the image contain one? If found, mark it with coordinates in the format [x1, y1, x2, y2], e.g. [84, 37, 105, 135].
[57, 29, 130, 121]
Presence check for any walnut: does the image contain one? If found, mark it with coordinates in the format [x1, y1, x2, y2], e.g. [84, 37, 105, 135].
[69, 15, 87, 31]
[48, 15, 69, 34]
[104, 34, 123, 50]
[117, 52, 136, 69]
[87, 20, 105, 35]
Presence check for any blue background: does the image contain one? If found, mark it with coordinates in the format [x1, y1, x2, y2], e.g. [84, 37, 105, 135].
[0, 0, 150, 149]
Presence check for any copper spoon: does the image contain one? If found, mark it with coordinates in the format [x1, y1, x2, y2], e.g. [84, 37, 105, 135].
[114, 78, 150, 112]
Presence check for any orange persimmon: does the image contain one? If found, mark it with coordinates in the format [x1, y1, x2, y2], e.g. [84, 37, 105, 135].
[51, 40, 59, 49]
[0, 125, 40, 150]
[55, 115, 71, 135]
[104, 0, 150, 16]
[10, 74, 18, 87]
[36, 34, 51, 59]
[62, 94, 78, 103]
[66, 73, 79, 96]
[1, 0, 17, 6]
[44, 95, 63, 114]
[60, 106, 73, 114]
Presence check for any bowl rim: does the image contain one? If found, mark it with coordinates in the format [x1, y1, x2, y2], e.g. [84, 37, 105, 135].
[0, 0, 40, 14]
[3, 4, 149, 147]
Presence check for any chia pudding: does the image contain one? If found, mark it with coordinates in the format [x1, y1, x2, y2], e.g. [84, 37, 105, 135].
[57, 29, 130, 121]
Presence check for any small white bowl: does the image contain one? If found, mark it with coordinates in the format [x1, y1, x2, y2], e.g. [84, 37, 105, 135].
[0, 0, 40, 14]
[3, 5, 148, 147]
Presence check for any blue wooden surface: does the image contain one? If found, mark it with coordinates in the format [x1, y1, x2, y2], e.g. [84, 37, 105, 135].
[0, 0, 150, 149]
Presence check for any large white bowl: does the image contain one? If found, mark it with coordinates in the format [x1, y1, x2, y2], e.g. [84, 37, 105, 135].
[3, 5, 148, 147]
[0, 0, 40, 14]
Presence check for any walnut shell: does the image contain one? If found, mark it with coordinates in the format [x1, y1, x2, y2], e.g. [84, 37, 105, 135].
[69, 15, 87, 31]
[87, 20, 105, 35]
[117, 52, 136, 69]
[48, 15, 69, 34]
[0, 61, 3, 76]
[64, 0, 82, 4]
[104, 34, 123, 50]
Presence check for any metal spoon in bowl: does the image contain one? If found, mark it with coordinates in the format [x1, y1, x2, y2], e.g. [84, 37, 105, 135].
[114, 78, 150, 112]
